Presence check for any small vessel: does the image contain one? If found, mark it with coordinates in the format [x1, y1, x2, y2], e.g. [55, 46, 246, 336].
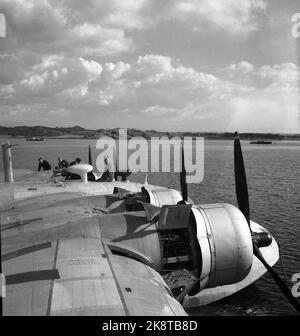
[250, 140, 272, 144]
[26, 136, 44, 141]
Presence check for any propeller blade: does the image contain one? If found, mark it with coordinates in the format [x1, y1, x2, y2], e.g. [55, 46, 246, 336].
[234, 131, 250, 226]
[233, 132, 300, 314]
[114, 148, 118, 181]
[180, 144, 188, 202]
[0, 211, 2, 315]
[253, 244, 300, 313]
[88, 145, 92, 165]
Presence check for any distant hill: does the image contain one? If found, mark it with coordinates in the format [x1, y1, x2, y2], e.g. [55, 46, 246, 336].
[0, 125, 299, 140]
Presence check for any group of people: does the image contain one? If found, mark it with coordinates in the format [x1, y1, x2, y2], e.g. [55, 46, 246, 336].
[38, 157, 81, 172]
[37, 156, 117, 182]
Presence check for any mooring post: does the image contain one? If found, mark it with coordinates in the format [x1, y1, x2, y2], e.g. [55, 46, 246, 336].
[1, 142, 14, 183]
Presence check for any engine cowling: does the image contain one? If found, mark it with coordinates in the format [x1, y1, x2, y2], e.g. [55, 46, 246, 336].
[191, 203, 253, 290]
[145, 188, 183, 207]
[155, 203, 253, 296]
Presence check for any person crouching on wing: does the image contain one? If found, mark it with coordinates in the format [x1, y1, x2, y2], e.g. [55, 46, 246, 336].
[38, 158, 51, 171]
[58, 157, 69, 169]
[54, 157, 69, 177]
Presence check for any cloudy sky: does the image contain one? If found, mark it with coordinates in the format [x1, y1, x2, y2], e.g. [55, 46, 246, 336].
[0, 0, 299, 132]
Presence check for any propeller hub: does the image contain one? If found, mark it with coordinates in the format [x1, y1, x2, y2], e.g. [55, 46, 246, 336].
[252, 231, 272, 248]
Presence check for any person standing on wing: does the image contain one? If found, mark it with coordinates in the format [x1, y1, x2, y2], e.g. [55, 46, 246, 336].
[97, 156, 113, 182]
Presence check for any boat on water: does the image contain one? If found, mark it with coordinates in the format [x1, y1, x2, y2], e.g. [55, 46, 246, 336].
[26, 136, 44, 141]
[250, 140, 272, 144]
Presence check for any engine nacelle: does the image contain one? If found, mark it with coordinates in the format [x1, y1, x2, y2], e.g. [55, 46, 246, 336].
[156, 203, 253, 296]
[145, 188, 183, 207]
[191, 203, 253, 290]
[101, 201, 253, 299]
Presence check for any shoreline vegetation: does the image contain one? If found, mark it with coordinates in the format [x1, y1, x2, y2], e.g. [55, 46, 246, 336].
[0, 125, 299, 140]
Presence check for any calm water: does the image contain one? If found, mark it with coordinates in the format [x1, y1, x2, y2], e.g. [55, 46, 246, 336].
[0, 137, 299, 315]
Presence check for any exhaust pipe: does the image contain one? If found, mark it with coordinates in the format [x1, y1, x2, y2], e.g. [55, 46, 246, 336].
[2, 142, 14, 183]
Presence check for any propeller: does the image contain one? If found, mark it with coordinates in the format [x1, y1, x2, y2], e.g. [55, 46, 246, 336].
[234, 131, 300, 314]
[0, 210, 2, 316]
[114, 149, 119, 181]
[88, 145, 92, 166]
[179, 143, 188, 202]
[234, 132, 250, 224]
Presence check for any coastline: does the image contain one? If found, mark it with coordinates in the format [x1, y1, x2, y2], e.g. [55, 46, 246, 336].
[0, 126, 299, 141]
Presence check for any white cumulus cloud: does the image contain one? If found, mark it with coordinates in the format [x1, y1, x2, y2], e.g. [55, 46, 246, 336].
[1, 53, 298, 132]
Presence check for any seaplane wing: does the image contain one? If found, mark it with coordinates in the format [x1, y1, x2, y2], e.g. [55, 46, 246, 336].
[1, 191, 186, 316]
[0, 177, 278, 316]
[0, 169, 48, 183]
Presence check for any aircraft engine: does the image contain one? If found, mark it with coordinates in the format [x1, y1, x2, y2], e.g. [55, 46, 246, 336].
[111, 187, 184, 212]
[191, 203, 253, 290]
[156, 203, 253, 296]
[145, 188, 183, 207]
[101, 201, 255, 299]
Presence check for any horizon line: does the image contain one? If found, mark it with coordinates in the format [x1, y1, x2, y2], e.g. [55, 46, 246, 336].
[0, 125, 299, 135]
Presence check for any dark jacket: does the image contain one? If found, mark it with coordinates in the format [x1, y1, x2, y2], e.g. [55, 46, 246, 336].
[38, 160, 51, 171]
[58, 159, 69, 169]
[97, 169, 113, 182]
